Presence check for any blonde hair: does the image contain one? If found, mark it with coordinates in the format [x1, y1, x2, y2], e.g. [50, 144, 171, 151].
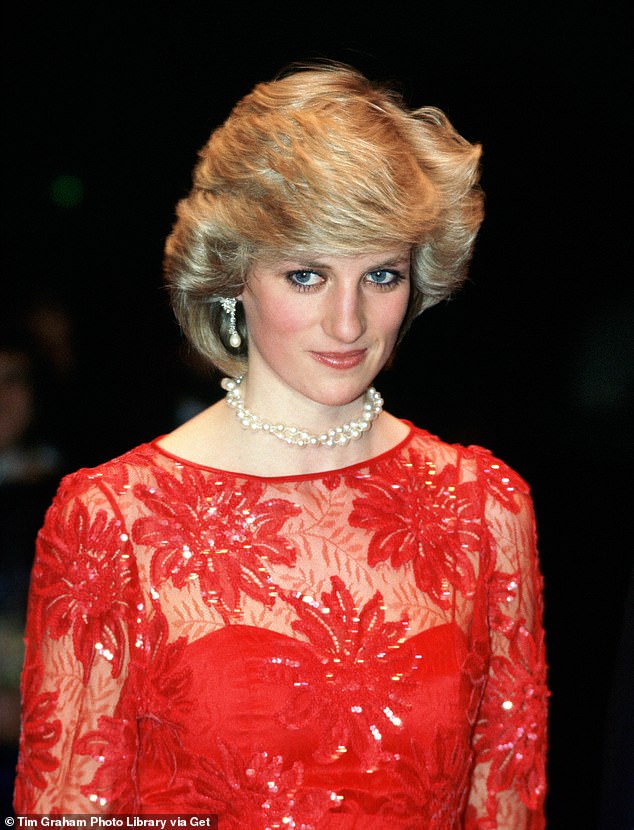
[164, 63, 484, 375]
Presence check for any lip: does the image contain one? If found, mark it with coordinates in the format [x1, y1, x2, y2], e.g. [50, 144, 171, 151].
[310, 349, 367, 369]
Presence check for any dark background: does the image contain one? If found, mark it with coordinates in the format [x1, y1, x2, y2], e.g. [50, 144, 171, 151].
[2, 3, 632, 827]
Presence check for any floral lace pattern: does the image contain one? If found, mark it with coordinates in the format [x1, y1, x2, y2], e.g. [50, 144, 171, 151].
[14, 424, 548, 828]
[132, 467, 300, 619]
[13, 661, 61, 808]
[33, 495, 138, 681]
[347, 452, 481, 606]
[275, 575, 414, 768]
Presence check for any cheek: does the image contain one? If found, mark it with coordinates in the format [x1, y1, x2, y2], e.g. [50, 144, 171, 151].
[244, 295, 315, 339]
[375, 293, 410, 338]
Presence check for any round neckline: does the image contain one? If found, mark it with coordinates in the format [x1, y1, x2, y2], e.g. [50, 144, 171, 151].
[148, 420, 419, 482]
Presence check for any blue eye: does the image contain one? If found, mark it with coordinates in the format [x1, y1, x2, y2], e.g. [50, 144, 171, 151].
[367, 269, 401, 286]
[288, 270, 322, 289]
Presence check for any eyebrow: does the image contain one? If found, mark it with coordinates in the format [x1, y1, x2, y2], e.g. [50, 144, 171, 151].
[283, 254, 411, 271]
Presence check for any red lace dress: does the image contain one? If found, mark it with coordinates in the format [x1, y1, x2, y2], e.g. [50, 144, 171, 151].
[14, 423, 548, 828]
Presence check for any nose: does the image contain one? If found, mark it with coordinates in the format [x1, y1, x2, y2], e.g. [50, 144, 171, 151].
[323, 281, 366, 343]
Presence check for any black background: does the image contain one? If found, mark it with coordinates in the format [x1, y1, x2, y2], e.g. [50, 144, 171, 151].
[3, 3, 632, 827]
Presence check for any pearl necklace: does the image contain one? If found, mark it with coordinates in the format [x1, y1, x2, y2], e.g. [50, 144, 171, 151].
[221, 376, 383, 448]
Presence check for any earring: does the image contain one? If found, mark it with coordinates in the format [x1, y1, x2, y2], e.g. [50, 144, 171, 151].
[220, 297, 242, 348]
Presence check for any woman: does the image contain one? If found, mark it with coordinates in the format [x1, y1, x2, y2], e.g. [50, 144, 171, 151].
[14, 63, 548, 828]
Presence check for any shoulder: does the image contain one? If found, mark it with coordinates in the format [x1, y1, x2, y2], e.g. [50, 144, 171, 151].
[40, 440, 163, 528]
[404, 423, 532, 511]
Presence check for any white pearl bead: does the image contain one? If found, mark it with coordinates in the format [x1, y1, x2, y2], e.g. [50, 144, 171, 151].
[222, 377, 383, 449]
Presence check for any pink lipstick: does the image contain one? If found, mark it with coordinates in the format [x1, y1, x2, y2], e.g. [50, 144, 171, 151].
[310, 350, 367, 369]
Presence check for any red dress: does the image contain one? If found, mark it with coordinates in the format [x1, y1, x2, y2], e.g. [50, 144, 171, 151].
[14, 423, 548, 828]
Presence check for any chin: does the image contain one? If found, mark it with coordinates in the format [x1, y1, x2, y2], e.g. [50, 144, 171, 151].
[302, 380, 373, 409]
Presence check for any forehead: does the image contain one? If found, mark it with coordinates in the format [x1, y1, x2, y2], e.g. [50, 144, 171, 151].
[255, 247, 412, 271]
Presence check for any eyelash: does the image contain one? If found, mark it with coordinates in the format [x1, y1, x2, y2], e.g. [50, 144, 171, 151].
[286, 269, 406, 293]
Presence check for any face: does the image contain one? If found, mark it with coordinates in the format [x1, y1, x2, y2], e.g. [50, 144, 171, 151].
[239, 249, 411, 409]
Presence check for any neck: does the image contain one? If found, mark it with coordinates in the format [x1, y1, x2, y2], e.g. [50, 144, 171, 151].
[222, 375, 383, 449]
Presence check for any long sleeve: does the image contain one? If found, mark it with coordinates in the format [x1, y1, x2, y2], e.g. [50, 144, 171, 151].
[466, 448, 549, 829]
[13, 470, 146, 812]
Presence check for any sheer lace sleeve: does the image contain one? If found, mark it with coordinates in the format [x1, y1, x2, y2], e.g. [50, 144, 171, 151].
[13, 469, 146, 812]
[466, 447, 549, 829]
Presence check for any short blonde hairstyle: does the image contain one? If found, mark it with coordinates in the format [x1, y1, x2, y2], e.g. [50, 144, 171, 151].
[164, 63, 484, 376]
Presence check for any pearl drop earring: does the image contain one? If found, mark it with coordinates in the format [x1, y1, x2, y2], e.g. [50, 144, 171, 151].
[220, 297, 242, 349]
